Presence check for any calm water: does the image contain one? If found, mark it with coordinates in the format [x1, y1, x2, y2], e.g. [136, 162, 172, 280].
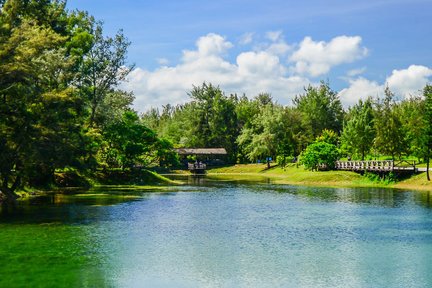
[2, 177, 432, 287]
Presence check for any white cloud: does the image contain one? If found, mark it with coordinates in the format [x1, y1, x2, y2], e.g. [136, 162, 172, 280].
[338, 77, 381, 107]
[156, 58, 169, 66]
[387, 65, 432, 98]
[266, 30, 283, 42]
[347, 67, 366, 77]
[237, 51, 284, 76]
[182, 33, 233, 62]
[123, 32, 430, 113]
[239, 32, 254, 45]
[338, 65, 432, 107]
[124, 33, 312, 112]
[290, 36, 368, 77]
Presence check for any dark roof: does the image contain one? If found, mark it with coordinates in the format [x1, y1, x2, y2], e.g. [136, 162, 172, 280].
[174, 148, 227, 155]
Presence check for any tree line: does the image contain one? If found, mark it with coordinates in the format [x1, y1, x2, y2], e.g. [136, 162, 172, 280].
[1, 1, 432, 203]
[142, 82, 432, 172]
[0, 0, 176, 201]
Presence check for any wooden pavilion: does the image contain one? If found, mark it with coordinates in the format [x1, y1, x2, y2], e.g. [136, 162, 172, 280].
[174, 148, 227, 172]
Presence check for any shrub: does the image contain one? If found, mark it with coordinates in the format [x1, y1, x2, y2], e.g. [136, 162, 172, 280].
[300, 141, 340, 170]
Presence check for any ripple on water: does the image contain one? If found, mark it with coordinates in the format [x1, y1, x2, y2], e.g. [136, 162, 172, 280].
[2, 184, 432, 287]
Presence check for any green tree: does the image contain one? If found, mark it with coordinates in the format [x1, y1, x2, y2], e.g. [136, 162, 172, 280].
[237, 103, 305, 163]
[374, 87, 407, 160]
[0, 1, 90, 200]
[423, 85, 432, 180]
[102, 111, 158, 169]
[341, 98, 375, 160]
[78, 21, 134, 128]
[300, 141, 340, 171]
[293, 81, 344, 139]
[186, 83, 239, 162]
[397, 96, 425, 161]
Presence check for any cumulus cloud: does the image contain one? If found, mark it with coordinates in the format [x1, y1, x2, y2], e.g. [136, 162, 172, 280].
[290, 36, 368, 77]
[338, 65, 432, 107]
[387, 65, 432, 98]
[338, 78, 381, 107]
[124, 32, 312, 112]
[122, 32, 430, 113]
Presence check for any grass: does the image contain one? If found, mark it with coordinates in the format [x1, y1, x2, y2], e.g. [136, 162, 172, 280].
[394, 172, 432, 191]
[207, 163, 432, 191]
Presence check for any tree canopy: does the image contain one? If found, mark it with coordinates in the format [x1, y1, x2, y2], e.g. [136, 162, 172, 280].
[2, 0, 432, 202]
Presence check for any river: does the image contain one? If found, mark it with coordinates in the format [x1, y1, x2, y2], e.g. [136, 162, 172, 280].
[1, 176, 432, 287]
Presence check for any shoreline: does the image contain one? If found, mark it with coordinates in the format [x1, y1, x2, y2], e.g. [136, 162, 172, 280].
[202, 164, 432, 192]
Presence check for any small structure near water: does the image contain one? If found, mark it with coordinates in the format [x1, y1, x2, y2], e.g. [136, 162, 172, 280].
[174, 148, 227, 173]
[335, 160, 417, 173]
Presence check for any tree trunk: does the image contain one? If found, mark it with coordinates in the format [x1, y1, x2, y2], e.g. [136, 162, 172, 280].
[0, 186, 19, 204]
[427, 155, 430, 181]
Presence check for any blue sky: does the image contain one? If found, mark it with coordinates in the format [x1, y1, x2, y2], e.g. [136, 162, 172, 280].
[67, 0, 432, 111]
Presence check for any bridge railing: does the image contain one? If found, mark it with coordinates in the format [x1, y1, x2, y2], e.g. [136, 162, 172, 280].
[335, 160, 416, 172]
[335, 160, 394, 171]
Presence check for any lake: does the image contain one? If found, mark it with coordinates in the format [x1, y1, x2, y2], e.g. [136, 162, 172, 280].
[1, 176, 432, 287]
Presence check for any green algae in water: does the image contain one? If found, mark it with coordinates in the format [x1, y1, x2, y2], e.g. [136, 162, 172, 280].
[2, 183, 432, 287]
[0, 224, 109, 287]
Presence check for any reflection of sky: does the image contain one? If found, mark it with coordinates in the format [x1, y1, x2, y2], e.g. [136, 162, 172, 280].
[91, 185, 432, 287]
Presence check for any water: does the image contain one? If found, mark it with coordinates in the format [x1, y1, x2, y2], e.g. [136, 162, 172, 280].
[1, 178, 432, 287]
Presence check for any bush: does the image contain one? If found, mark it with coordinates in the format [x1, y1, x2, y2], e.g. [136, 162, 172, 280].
[300, 141, 340, 171]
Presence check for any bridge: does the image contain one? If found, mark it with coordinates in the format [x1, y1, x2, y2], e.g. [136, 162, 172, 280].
[335, 160, 417, 172]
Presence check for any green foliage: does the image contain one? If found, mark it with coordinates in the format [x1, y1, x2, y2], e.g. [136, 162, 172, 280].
[78, 21, 134, 128]
[188, 83, 239, 161]
[396, 96, 425, 160]
[102, 111, 158, 169]
[154, 138, 180, 168]
[2, 0, 432, 200]
[423, 84, 432, 180]
[374, 87, 407, 160]
[0, 3, 89, 193]
[316, 129, 339, 146]
[300, 141, 340, 171]
[0, 1, 139, 200]
[294, 81, 344, 138]
[363, 172, 396, 185]
[341, 98, 375, 160]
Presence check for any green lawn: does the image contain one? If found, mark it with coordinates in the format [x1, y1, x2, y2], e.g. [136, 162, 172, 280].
[207, 163, 432, 191]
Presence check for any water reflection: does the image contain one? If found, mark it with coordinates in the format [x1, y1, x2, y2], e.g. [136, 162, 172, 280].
[2, 180, 432, 287]
[272, 185, 432, 208]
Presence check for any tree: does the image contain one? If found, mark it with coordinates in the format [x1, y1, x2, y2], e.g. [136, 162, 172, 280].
[423, 85, 432, 180]
[341, 98, 375, 160]
[102, 111, 158, 169]
[78, 21, 134, 128]
[397, 96, 425, 161]
[300, 141, 340, 171]
[293, 81, 344, 139]
[186, 83, 239, 162]
[374, 87, 407, 160]
[0, 1, 91, 200]
[237, 103, 305, 163]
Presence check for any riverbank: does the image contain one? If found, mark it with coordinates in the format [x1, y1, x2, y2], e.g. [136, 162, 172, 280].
[6, 169, 179, 202]
[206, 164, 432, 191]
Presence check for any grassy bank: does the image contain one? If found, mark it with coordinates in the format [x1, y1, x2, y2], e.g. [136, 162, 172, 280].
[10, 169, 178, 201]
[207, 164, 432, 191]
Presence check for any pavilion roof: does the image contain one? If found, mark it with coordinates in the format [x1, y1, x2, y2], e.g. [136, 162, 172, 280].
[174, 148, 227, 155]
